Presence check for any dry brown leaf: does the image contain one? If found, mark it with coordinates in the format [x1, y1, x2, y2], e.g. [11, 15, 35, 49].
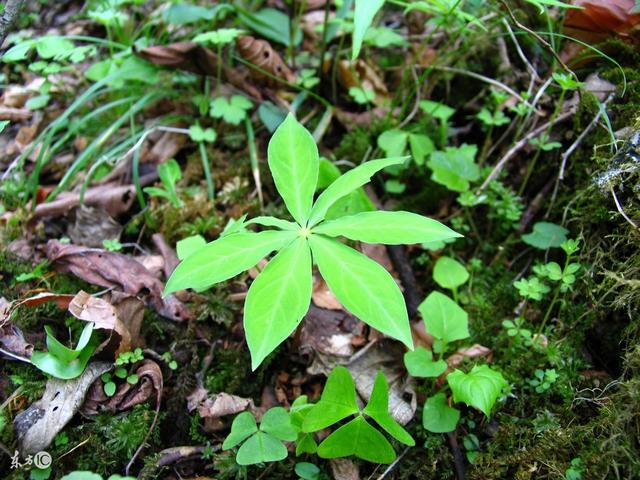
[0, 323, 33, 359]
[300, 305, 365, 358]
[66, 205, 123, 247]
[33, 183, 136, 219]
[0, 106, 31, 121]
[311, 275, 343, 310]
[336, 59, 388, 106]
[330, 459, 361, 480]
[236, 36, 295, 88]
[81, 360, 162, 415]
[445, 343, 492, 373]
[14, 362, 112, 455]
[44, 240, 192, 322]
[565, 0, 640, 43]
[196, 392, 257, 432]
[137, 42, 262, 99]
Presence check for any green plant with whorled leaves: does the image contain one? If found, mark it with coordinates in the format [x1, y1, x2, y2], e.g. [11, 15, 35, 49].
[165, 114, 461, 369]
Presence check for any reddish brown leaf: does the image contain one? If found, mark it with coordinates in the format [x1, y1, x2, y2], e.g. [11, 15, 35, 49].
[564, 0, 640, 44]
[236, 36, 295, 88]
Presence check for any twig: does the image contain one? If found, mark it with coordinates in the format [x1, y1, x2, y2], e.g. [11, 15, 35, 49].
[0, 0, 25, 46]
[547, 95, 614, 214]
[502, 18, 539, 81]
[478, 107, 575, 192]
[447, 431, 466, 480]
[387, 245, 423, 318]
[0, 346, 31, 363]
[429, 65, 536, 111]
[610, 185, 638, 229]
[378, 446, 410, 479]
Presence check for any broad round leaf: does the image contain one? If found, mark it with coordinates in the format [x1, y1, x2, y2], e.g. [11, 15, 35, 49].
[309, 235, 413, 349]
[267, 113, 319, 225]
[308, 157, 407, 227]
[222, 411, 258, 449]
[422, 393, 460, 433]
[302, 366, 359, 432]
[447, 365, 508, 417]
[317, 416, 396, 464]
[418, 291, 469, 344]
[403, 346, 448, 378]
[522, 222, 568, 249]
[164, 230, 296, 295]
[314, 211, 461, 245]
[236, 431, 288, 465]
[260, 407, 297, 442]
[244, 237, 312, 370]
[363, 371, 415, 446]
[433, 256, 469, 290]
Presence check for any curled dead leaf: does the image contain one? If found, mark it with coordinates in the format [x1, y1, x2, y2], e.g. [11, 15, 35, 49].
[236, 35, 295, 88]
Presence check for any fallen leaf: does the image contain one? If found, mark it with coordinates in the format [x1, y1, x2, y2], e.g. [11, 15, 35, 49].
[445, 343, 492, 373]
[66, 205, 123, 248]
[336, 59, 388, 107]
[236, 35, 295, 88]
[565, 0, 640, 44]
[301, 305, 365, 358]
[33, 183, 136, 219]
[0, 323, 33, 359]
[44, 240, 192, 322]
[312, 276, 343, 310]
[196, 392, 257, 432]
[329, 458, 361, 480]
[13, 362, 112, 455]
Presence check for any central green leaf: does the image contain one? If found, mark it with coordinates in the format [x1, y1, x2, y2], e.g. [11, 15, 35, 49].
[447, 364, 508, 417]
[244, 237, 312, 370]
[308, 234, 413, 349]
[267, 113, 319, 225]
[302, 366, 359, 432]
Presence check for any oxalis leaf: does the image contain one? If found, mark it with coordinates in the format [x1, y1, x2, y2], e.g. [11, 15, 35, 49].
[268, 113, 319, 225]
[308, 234, 413, 349]
[447, 365, 508, 417]
[302, 366, 358, 432]
[244, 237, 312, 370]
[164, 230, 296, 295]
[422, 393, 460, 433]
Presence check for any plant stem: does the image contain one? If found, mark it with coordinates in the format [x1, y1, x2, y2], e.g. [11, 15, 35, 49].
[216, 44, 223, 94]
[244, 116, 263, 209]
[199, 141, 214, 200]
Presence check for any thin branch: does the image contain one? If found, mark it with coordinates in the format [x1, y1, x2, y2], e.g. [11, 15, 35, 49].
[478, 107, 575, 192]
[502, 18, 539, 81]
[610, 185, 638, 229]
[0, 0, 25, 46]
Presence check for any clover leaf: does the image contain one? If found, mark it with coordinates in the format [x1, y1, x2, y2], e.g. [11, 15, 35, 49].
[223, 407, 296, 466]
[427, 144, 480, 192]
[210, 95, 253, 125]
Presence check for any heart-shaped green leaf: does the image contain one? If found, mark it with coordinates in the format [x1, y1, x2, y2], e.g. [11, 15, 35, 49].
[244, 237, 312, 370]
[236, 431, 288, 465]
[447, 365, 508, 417]
[317, 416, 396, 464]
[308, 234, 413, 349]
[222, 411, 258, 449]
[302, 366, 358, 432]
[419, 291, 469, 344]
[422, 393, 460, 433]
[404, 346, 448, 378]
[433, 256, 469, 290]
[260, 407, 297, 442]
[363, 371, 415, 446]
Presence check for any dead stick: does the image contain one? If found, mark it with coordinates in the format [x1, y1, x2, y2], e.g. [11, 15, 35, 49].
[0, 0, 25, 47]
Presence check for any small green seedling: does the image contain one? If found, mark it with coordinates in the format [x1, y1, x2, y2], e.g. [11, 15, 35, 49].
[522, 222, 568, 249]
[447, 364, 508, 417]
[298, 69, 320, 89]
[144, 159, 184, 208]
[188, 124, 217, 143]
[165, 114, 461, 369]
[432, 256, 469, 301]
[514, 277, 550, 301]
[377, 129, 434, 166]
[476, 108, 509, 128]
[427, 144, 480, 192]
[115, 348, 143, 366]
[295, 462, 322, 480]
[529, 132, 562, 151]
[31, 323, 96, 380]
[102, 238, 123, 252]
[210, 95, 253, 125]
[101, 367, 139, 397]
[552, 72, 584, 91]
[420, 100, 455, 147]
[289, 395, 317, 455]
[463, 432, 481, 463]
[301, 367, 414, 464]
[502, 317, 534, 346]
[349, 86, 375, 105]
[14, 260, 49, 284]
[161, 351, 178, 370]
[193, 28, 244, 46]
[222, 407, 297, 465]
[528, 368, 559, 393]
[565, 457, 585, 480]
[188, 124, 217, 200]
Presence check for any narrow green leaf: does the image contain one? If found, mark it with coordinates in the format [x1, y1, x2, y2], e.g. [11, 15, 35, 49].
[422, 393, 460, 433]
[244, 237, 312, 370]
[308, 158, 407, 227]
[363, 371, 415, 446]
[302, 366, 359, 432]
[314, 211, 461, 245]
[246, 216, 299, 231]
[418, 292, 469, 343]
[236, 431, 288, 465]
[267, 113, 319, 225]
[296, 434, 318, 455]
[433, 256, 469, 290]
[164, 230, 296, 295]
[30, 343, 95, 380]
[309, 235, 413, 349]
[317, 416, 396, 464]
[222, 411, 258, 449]
[403, 346, 448, 378]
[260, 407, 297, 442]
[352, 0, 386, 60]
[447, 365, 508, 417]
